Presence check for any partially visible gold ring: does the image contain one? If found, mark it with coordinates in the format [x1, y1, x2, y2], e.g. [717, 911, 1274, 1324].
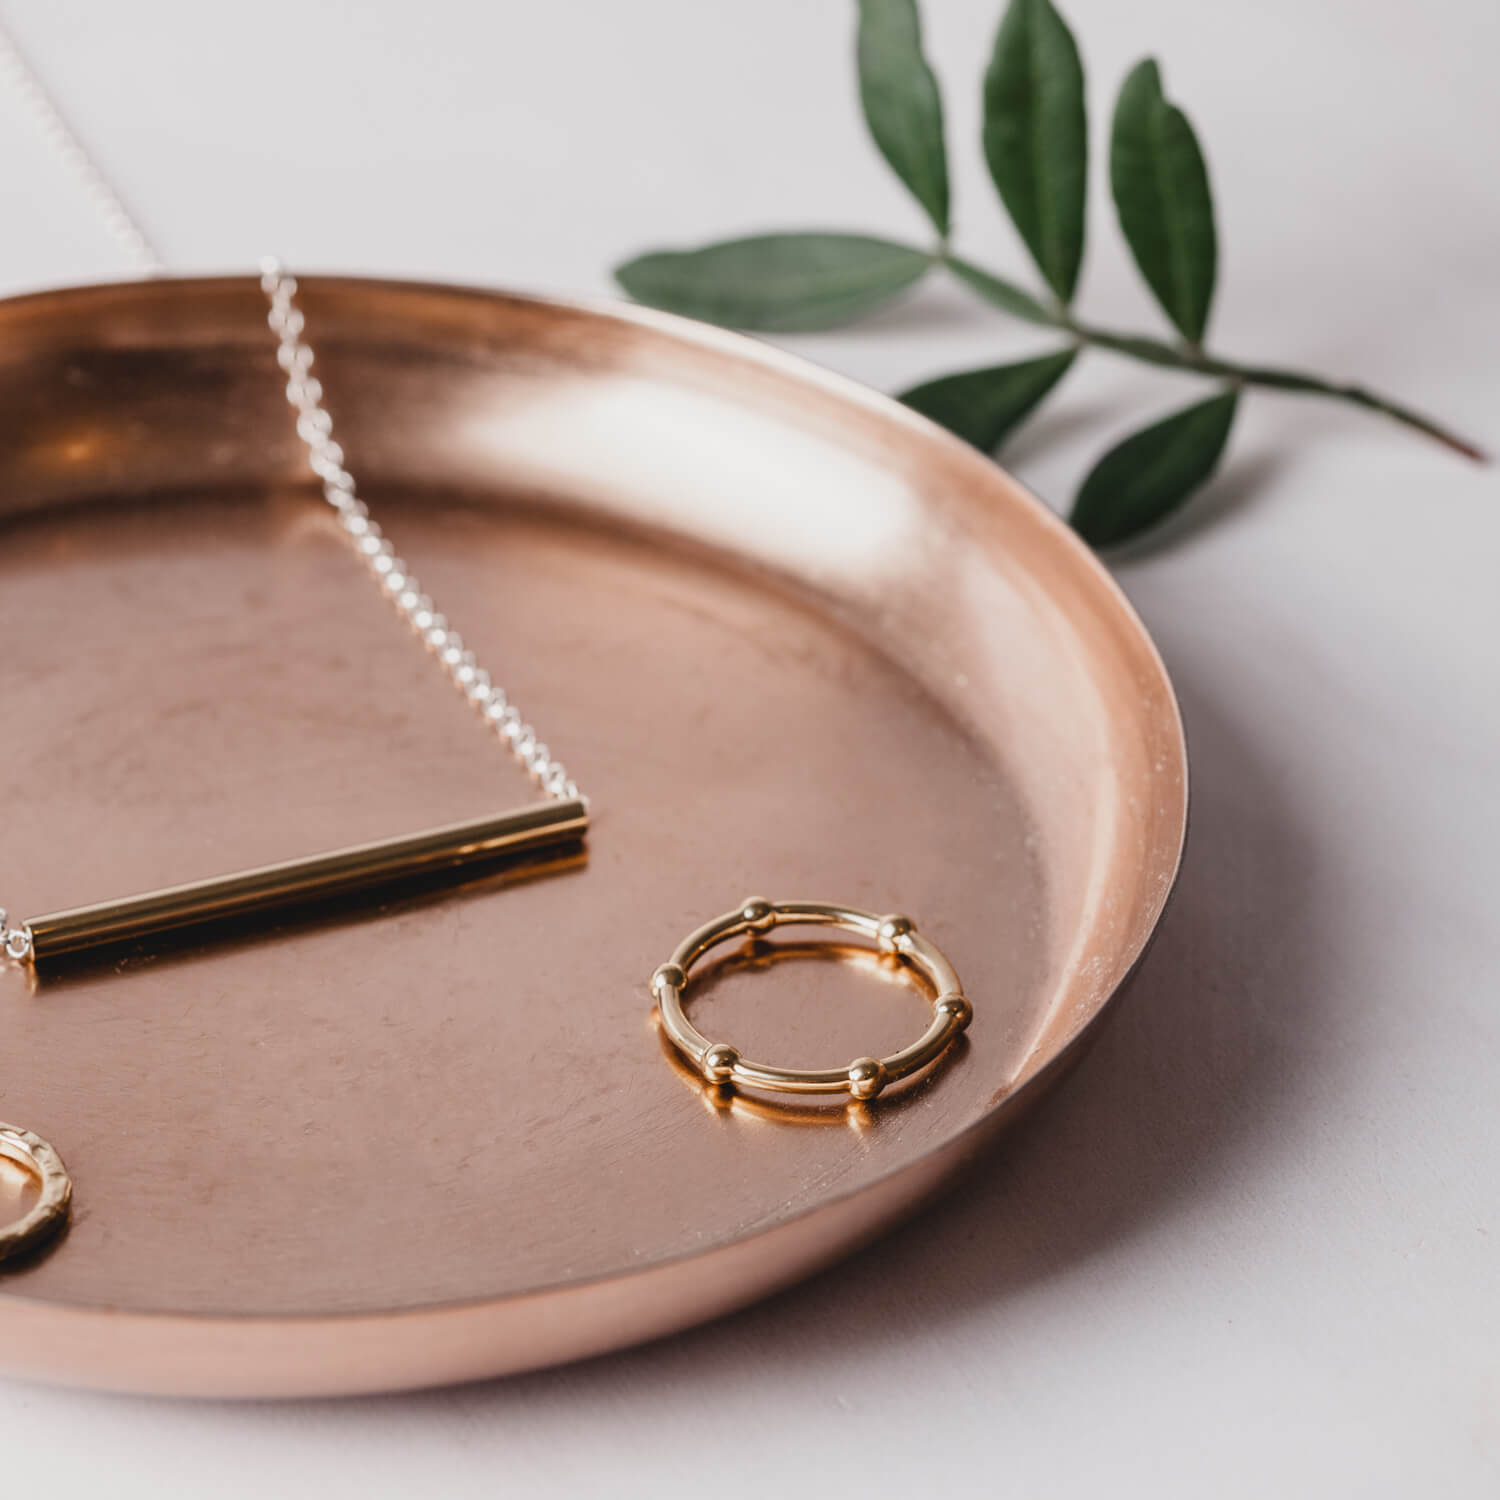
[0, 1124, 72, 1265]
[652, 899, 972, 1102]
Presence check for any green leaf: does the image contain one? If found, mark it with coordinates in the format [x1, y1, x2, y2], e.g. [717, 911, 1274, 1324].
[614, 233, 932, 332]
[1071, 389, 1238, 546]
[856, 0, 950, 236]
[943, 253, 1056, 325]
[1110, 58, 1217, 344]
[900, 348, 1077, 451]
[982, 0, 1088, 304]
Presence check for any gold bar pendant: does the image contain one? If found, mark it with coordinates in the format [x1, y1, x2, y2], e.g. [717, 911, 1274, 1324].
[23, 798, 588, 964]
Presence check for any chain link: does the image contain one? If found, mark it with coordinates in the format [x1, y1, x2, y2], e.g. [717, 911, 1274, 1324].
[260, 260, 581, 804]
[0, 20, 165, 276]
[0, 910, 33, 965]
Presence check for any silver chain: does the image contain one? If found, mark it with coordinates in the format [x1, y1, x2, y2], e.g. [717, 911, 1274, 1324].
[0, 26, 582, 962]
[0, 909, 30, 965]
[0, 20, 165, 275]
[260, 261, 579, 803]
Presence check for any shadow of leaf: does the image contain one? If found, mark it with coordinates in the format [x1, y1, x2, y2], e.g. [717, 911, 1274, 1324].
[998, 396, 1118, 468]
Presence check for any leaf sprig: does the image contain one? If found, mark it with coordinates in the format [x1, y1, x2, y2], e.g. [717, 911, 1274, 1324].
[615, 0, 1484, 548]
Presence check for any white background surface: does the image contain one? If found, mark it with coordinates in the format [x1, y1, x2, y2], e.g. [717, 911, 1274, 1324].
[1, 0, 1496, 1492]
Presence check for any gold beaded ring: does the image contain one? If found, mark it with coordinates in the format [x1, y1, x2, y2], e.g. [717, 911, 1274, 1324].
[652, 899, 972, 1102]
[0, 1124, 72, 1266]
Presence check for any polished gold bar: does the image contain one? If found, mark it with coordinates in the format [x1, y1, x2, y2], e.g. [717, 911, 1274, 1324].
[25, 798, 588, 963]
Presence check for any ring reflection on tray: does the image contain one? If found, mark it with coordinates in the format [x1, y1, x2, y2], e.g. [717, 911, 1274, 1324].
[654, 936, 967, 1123]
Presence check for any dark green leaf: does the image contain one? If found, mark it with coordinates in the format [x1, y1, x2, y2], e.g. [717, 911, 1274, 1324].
[1071, 389, 1238, 546]
[856, 0, 950, 236]
[614, 233, 932, 332]
[900, 348, 1076, 451]
[943, 253, 1056, 325]
[1110, 58, 1217, 344]
[982, 0, 1088, 304]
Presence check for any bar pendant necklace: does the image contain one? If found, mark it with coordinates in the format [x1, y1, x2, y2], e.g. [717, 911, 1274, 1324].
[0, 265, 596, 1263]
[2, 262, 589, 975]
[0, 25, 973, 1270]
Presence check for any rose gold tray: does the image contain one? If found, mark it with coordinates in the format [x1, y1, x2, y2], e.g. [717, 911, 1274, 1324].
[0, 276, 1186, 1397]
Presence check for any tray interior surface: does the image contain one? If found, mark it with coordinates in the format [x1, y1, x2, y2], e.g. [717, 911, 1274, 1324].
[0, 278, 1185, 1389]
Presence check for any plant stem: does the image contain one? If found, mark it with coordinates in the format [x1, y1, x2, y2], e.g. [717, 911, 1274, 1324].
[939, 254, 1487, 462]
[1069, 319, 1488, 462]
